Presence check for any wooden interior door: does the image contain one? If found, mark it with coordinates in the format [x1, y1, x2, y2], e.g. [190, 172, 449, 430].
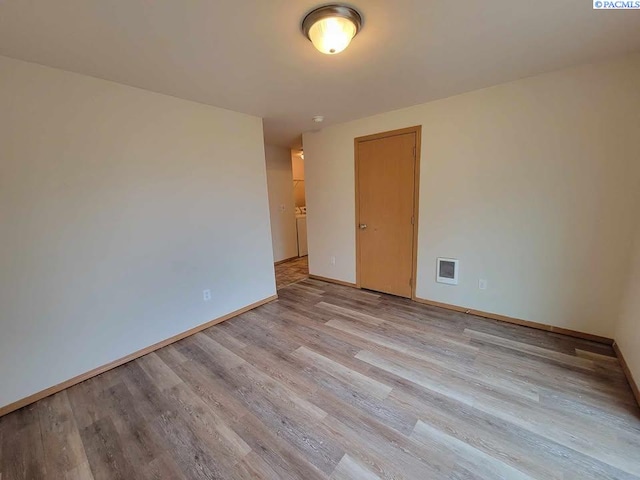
[356, 128, 419, 298]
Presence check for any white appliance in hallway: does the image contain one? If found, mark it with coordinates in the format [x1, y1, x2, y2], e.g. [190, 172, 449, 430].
[296, 212, 308, 257]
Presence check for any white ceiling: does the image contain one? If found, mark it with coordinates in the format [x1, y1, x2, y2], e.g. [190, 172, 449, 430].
[1, 1, 639, 147]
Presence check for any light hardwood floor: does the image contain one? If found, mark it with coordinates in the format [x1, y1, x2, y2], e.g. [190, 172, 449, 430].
[1, 277, 639, 479]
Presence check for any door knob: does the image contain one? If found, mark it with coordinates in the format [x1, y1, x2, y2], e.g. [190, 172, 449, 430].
[359, 223, 368, 230]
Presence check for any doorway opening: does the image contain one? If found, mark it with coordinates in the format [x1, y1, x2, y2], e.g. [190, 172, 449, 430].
[264, 144, 309, 289]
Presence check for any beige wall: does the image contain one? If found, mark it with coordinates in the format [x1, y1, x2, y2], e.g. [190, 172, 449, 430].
[293, 181, 306, 209]
[304, 54, 640, 338]
[0, 56, 276, 408]
[292, 151, 306, 208]
[265, 145, 298, 262]
[292, 152, 305, 181]
[616, 216, 640, 389]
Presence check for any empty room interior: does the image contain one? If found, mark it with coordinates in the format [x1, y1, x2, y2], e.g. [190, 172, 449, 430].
[1, 1, 640, 479]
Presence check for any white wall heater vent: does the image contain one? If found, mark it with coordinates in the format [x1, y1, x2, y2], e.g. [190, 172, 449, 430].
[436, 258, 459, 285]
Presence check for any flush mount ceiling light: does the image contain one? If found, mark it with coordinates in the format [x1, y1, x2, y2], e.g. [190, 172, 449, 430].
[302, 4, 362, 55]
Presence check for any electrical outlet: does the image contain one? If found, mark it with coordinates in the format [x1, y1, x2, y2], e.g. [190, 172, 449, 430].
[478, 279, 488, 290]
[203, 289, 212, 301]
[330, 256, 336, 266]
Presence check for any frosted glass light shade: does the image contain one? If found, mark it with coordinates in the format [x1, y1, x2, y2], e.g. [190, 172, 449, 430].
[302, 5, 362, 55]
[308, 16, 357, 55]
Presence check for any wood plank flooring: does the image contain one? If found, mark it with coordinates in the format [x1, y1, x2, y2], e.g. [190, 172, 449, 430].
[275, 256, 308, 289]
[1, 276, 639, 479]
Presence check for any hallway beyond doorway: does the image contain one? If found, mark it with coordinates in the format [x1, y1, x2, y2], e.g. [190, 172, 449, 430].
[275, 256, 308, 289]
